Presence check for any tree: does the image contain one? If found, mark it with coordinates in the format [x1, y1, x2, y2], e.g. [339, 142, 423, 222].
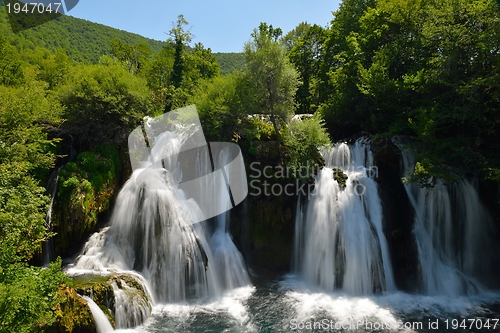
[168, 14, 193, 89]
[283, 22, 311, 52]
[317, 0, 377, 137]
[110, 39, 152, 75]
[354, 0, 500, 181]
[0, 35, 23, 86]
[57, 63, 153, 148]
[0, 63, 68, 333]
[284, 114, 331, 174]
[33, 48, 71, 90]
[287, 23, 326, 113]
[190, 73, 242, 141]
[187, 42, 220, 81]
[146, 45, 175, 112]
[242, 22, 299, 143]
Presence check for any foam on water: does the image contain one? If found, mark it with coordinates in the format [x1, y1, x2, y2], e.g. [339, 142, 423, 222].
[113, 286, 256, 333]
[280, 275, 500, 332]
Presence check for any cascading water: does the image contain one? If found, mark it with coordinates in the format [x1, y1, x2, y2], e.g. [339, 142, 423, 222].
[81, 295, 114, 333]
[209, 148, 251, 290]
[396, 138, 499, 297]
[68, 122, 250, 328]
[42, 165, 62, 267]
[294, 139, 395, 295]
[43, 135, 76, 266]
[66, 129, 500, 332]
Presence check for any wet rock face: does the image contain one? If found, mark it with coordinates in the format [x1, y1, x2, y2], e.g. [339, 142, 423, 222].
[371, 138, 419, 292]
[46, 286, 96, 333]
[51, 144, 128, 259]
[47, 273, 154, 332]
[73, 275, 116, 322]
[52, 178, 119, 259]
[230, 140, 298, 275]
[231, 193, 297, 275]
[70, 273, 152, 329]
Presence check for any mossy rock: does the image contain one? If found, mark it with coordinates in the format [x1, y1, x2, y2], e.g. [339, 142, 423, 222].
[45, 285, 96, 333]
[332, 167, 348, 188]
[72, 277, 115, 325]
[113, 274, 149, 299]
[52, 172, 119, 258]
[70, 273, 152, 328]
[52, 145, 122, 258]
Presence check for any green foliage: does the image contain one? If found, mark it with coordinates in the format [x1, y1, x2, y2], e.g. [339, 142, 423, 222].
[286, 23, 326, 114]
[168, 14, 193, 91]
[60, 144, 121, 196]
[0, 6, 165, 64]
[76, 144, 121, 192]
[0, 164, 49, 264]
[283, 114, 331, 174]
[110, 39, 152, 75]
[0, 77, 62, 174]
[318, 0, 500, 182]
[58, 63, 153, 147]
[0, 34, 24, 86]
[186, 43, 220, 83]
[242, 117, 276, 141]
[332, 168, 348, 188]
[0, 258, 68, 333]
[0, 54, 68, 332]
[56, 144, 121, 239]
[213, 52, 245, 75]
[242, 23, 300, 140]
[0, 72, 62, 263]
[190, 74, 242, 141]
[31, 48, 71, 90]
[144, 18, 220, 113]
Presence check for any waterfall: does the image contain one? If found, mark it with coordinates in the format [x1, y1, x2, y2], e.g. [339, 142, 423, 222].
[396, 139, 499, 296]
[81, 295, 114, 333]
[294, 139, 395, 295]
[68, 124, 250, 328]
[42, 165, 62, 267]
[111, 275, 152, 328]
[43, 135, 76, 266]
[209, 148, 251, 290]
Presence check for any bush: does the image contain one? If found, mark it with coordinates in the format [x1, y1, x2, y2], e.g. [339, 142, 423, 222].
[0, 258, 68, 333]
[283, 113, 330, 177]
[58, 63, 153, 148]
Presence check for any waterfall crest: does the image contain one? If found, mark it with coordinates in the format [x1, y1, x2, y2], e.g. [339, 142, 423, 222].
[396, 138, 499, 296]
[294, 139, 395, 295]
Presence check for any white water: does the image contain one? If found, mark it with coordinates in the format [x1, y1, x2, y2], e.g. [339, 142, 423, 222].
[68, 128, 250, 328]
[44, 135, 76, 266]
[112, 276, 152, 329]
[82, 295, 115, 333]
[42, 165, 62, 267]
[294, 139, 395, 295]
[279, 274, 499, 333]
[209, 147, 251, 290]
[397, 139, 499, 297]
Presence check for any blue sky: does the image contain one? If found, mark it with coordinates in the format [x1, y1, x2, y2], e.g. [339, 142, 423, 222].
[67, 0, 341, 53]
